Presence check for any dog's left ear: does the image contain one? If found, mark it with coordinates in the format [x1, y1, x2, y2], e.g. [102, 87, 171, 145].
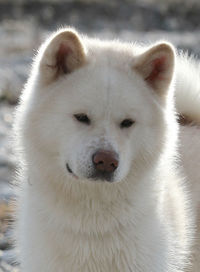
[134, 43, 175, 95]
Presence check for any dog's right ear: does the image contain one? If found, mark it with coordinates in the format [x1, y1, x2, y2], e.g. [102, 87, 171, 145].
[38, 29, 86, 85]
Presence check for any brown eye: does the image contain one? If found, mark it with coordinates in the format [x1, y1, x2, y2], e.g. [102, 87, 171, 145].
[120, 119, 134, 128]
[74, 114, 90, 125]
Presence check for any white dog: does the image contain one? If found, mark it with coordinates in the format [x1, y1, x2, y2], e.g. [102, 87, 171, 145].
[14, 28, 200, 271]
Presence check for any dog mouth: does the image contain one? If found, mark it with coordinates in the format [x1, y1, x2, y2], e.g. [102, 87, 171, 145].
[89, 171, 114, 182]
[66, 163, 73, 174]
[66, 164, 116, 183]
[66, 163, 78, 179]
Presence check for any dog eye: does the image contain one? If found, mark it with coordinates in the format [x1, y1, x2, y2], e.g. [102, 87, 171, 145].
[74, 113, 91, 125]
[120, 119, 135, 128]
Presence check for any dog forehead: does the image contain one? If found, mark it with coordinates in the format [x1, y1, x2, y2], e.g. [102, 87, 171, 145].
[59, 64, 142, 113]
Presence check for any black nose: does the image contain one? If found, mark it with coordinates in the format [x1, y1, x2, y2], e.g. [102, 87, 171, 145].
[92, 150, 119, 173]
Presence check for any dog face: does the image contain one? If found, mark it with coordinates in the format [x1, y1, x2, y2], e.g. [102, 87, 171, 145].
[20, 29, 175, 183]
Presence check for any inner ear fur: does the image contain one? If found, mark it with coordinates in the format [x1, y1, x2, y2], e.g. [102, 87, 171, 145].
[134, 43, 175, 95]
[39, 28, 86, 85]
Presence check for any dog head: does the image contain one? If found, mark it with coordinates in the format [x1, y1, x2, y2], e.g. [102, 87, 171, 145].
[19, 28, 176, 184]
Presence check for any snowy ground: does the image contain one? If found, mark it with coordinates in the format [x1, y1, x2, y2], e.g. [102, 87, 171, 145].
[0, 1, 200, 270]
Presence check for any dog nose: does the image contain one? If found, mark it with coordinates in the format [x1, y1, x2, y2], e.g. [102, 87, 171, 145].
[92, 150, 119, 173]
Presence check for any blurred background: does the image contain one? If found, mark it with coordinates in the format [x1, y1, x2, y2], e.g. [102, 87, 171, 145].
[0, 0, 200, 271]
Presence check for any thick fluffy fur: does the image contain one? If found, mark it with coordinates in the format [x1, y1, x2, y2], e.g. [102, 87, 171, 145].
[14, 29, 199, 272]
[175, 55, 200, 271]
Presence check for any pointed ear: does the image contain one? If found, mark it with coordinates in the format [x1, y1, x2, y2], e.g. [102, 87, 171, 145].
[38, 28, 86, 85]
[134, 43, 175, 95]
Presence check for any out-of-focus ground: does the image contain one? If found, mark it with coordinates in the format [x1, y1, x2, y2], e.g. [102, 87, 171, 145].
[0, 0, 200, 270]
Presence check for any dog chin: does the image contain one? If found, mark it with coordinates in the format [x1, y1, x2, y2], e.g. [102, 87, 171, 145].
[86, 173, 123, 184]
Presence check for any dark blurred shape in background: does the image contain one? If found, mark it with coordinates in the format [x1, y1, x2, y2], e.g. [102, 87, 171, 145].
[1, 0, 200, 32]
[1, 0, 200, 43]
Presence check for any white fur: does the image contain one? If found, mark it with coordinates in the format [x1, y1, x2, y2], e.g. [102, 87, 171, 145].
[14, 29, 197, 272]
[175, 53, 200, 271]
[176, 53, 200, 124]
